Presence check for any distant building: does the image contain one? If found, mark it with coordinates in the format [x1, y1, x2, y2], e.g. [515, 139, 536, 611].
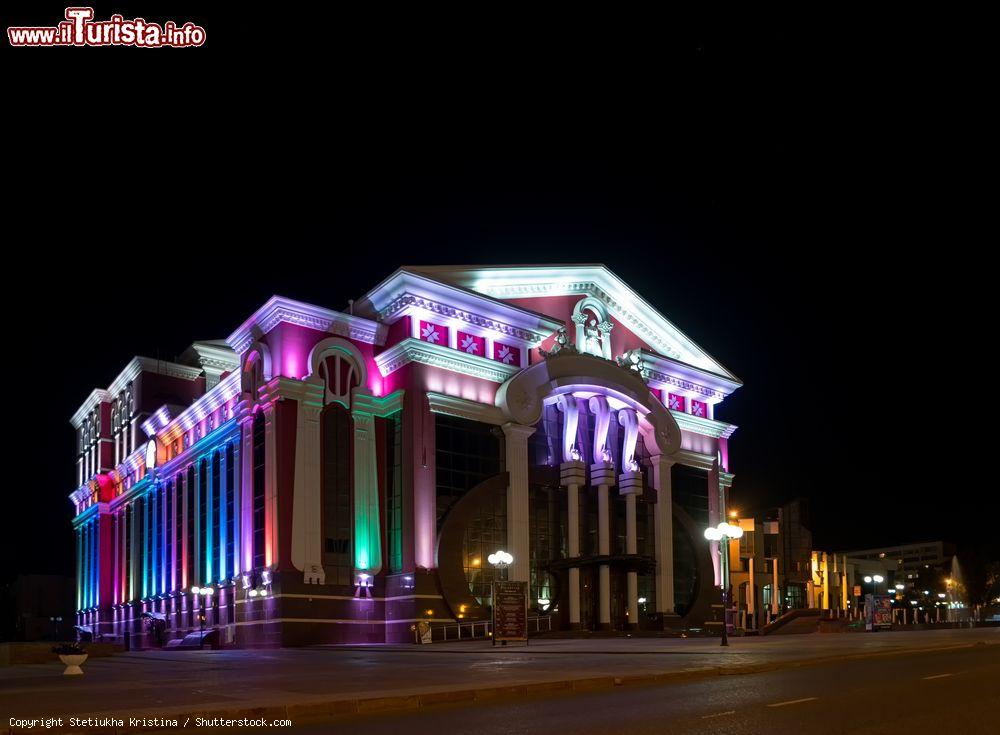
[726, 499, 899, 629]
[68, 265, 745, 647]
[837, 541, 956, 576]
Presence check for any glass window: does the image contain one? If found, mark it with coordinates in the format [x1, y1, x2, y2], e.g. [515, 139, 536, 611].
[252, 412, 266, 570]
[211, 451, 221, 582]
[225, 443, 235, 579]
[462, 481, 507, 606]
[322, 404, 352, 585]
[384, 414, 403, 574]
[435, 415, 504, 529]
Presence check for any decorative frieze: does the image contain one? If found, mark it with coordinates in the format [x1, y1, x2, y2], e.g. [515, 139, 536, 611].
[375, 338, 520, 383]
[379, 293, 548, 344]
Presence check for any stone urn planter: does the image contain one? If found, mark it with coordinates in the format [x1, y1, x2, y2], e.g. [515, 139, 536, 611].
[52, 644, 88, 675]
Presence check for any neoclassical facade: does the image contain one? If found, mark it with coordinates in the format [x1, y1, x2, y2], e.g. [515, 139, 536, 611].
[70, 265, 741, 646]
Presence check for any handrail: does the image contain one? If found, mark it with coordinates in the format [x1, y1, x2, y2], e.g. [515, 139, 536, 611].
[432, 615, 553, 642]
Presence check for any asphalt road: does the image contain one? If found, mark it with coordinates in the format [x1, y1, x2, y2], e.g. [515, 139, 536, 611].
[295, 644, 1000, 735]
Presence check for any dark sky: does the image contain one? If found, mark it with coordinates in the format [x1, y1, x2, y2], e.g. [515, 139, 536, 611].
[4, 8, 996, 585]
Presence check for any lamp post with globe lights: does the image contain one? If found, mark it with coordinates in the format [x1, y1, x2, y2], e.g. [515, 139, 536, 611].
[487, 551, 514, 646]
[704, 521, 743, 646]
[190, 586, 214, 649]
[864, 574, 884, 594]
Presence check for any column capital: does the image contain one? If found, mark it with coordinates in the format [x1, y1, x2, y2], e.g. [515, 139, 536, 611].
[649, 453, 676, 468]
[501, 422, 536, 440]
[559, 460, 586, 486]
[590, 461, 616, 486]
[618, 470, 643, 496]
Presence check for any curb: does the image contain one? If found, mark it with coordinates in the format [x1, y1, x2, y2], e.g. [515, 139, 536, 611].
[4, 638, 996, 734]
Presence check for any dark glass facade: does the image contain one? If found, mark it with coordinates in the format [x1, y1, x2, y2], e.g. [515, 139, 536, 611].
[383, 414, 403, 574]
[321, 404, 352, 585]
[435, 415, 504, 528]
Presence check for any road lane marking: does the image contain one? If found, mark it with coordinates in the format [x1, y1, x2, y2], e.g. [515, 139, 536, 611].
[922, 673, 954, 680]
[701, 711, 736, 719]
[767, 697, 818, 708]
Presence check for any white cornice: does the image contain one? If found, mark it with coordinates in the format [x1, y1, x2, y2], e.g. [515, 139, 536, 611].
[352, 389, 406, 418]
[670, 410, 738, 439]
[70, 357, 203, 429]
[145, 370, 242, 445]
[358, 269, 563, 345]
[427, 392, 505, 425]
[70, 389, 111, 429]
[410, 265, 739, 382]
[641, 350, 741, 399]
[182, 341, 239, 373]
[375, 338, 520, 384]
[674, 448, 735, 486]
[226, 295, 387, 356]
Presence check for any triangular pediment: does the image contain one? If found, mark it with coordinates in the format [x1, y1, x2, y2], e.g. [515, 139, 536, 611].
[407, 264, 741, 385]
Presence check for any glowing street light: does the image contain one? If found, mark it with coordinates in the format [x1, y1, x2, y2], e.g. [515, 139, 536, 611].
[703, 521, 743, 647]
[487, 550, 514, 580]
[488, 550, 514, 648]
[190, 585, 214, 648]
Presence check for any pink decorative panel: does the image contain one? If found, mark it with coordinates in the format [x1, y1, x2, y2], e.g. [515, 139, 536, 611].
[667, 393, 686, 412]
[457, 331, 485, 356]
[493, 341, 521, 366]
[690, 399, 707, 418]
[419, 320, 447, 346]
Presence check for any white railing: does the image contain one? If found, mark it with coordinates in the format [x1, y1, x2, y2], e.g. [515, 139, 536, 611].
[434, 615, 553, 642]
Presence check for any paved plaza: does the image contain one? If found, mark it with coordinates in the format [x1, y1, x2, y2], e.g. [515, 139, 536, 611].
[1, 627, 996, 731]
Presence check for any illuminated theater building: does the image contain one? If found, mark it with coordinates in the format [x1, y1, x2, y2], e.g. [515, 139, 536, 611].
[70, 265, 741, 647]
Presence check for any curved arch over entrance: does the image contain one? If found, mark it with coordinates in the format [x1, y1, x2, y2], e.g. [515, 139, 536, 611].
[491, 351, 705, 631]
[495, 351, 681, 457]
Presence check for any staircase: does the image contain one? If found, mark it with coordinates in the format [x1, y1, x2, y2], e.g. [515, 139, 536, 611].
[760, 608, 822, 635]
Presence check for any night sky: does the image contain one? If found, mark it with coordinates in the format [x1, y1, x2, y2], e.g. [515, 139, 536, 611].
[5, 9, 995, 588]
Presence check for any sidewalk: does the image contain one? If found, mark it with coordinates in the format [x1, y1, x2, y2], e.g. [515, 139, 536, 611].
[2, 628, 996, 732]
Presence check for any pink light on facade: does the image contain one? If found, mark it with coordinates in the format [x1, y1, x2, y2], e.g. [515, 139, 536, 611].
[419, 320, 446, 345]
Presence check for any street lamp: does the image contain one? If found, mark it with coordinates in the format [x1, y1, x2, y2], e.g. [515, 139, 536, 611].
[863, 574, 884, 594]
[704, 521, 743, 646]
[190, 586, 214, 649]
[488, 550, 513, 581]
[487, 550, 513, 647]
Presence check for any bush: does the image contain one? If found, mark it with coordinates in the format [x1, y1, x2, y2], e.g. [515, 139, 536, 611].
[52, 643, 87, 656]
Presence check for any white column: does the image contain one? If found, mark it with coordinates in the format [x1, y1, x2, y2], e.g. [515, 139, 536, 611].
[560, 460, 586, 628]
[620, 471, 643, 631]
[651, 455, 676, 617]
[588, 396, 614, 629]
[76, 528, 82, 611]
[352, 400, 383, 577]
[218, 447, 227, 582]
[822, 552, 829, 610]
[502, 423, 535, 583]
[591, 461, 616, 629]
[841, 555, 848, 611]
[598, 484, 611, 628]
[291, 384, 324, 583]
[239, 416, 254, 572]
[262, 403, 278, 568]
[232, 442, 242, 577]
[771, 557, 780, 616]
[193, 460, 202, 586]
[748, 556, 756, 625]
[180, 473, 189, 591]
